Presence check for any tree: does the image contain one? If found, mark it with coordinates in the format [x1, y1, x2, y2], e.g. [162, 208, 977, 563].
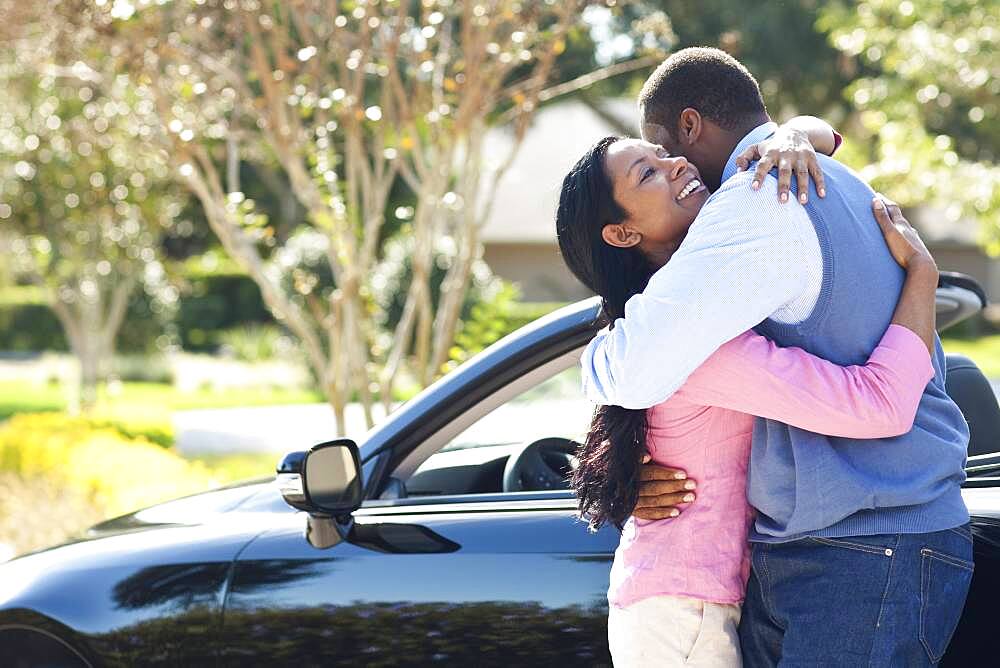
[649, 0, 854, 121]
[820, 0, 1000, 245]
[0, 8, 179, 411]
[100, 0, 669, 431]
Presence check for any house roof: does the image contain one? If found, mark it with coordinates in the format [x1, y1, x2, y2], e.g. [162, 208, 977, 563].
[479, 97, 639, 244]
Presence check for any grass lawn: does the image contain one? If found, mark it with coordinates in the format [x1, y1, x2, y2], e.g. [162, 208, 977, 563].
[941, 335, 1000, 379]
[3, 333, 999, 423]
[0, 380, 324, 422]
[0, 382, 68, 418]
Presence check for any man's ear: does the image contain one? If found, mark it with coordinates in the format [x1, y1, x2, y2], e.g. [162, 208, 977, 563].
[677, 108, 703, 145]
[601, 223, 641, 249]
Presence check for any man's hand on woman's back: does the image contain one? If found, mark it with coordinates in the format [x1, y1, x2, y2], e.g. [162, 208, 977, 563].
[633, 455, 698, 520]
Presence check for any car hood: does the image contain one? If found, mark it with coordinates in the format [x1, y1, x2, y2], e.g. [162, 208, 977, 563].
[1, 477, 291, 568]
[0, 478, 299, 613]
[82, 477, 290, 538]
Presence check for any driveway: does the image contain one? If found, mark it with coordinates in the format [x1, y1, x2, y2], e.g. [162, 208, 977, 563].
[173, 402, 386, 455]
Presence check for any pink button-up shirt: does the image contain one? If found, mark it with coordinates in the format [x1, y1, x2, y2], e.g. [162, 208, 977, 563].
[608, 325, 934, 608]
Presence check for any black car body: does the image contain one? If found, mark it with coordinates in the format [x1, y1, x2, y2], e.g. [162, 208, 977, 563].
[2, 274, 1000, 667]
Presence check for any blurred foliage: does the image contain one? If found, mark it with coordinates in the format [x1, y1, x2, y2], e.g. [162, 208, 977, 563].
[184, 452, 278, 484]
[80, 0, 672, 413]
[373, 236, 530, 354]
[0, 303, 66, 352]
[447, 283, 565, 370]
[0, 414, 209, 516]
[0, 16, 183, 408]
[0, 471, 107, 556]
[216, 324, 298, 363]
[109, 354, 173, 384]
[819, 0, 1000, 246]
[940, 333, 1000, 379]
[176, 271, 272, 352]
[0, 261, 275, 357]
[0, 380, 323, 423]
[0, 0, 996, 400]
[0, 264, 558, 372]
[449, 282, 523, 368]
[650, 0, 855, 121]
[0, 47, 176, 283]
[0, 289, 169, 355]
[0, 413, 283, 555]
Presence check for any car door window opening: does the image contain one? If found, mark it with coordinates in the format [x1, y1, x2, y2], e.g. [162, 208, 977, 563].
[390, 349, 590, 501]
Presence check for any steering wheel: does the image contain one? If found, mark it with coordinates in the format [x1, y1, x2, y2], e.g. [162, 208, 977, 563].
[502, 437, 579, 492]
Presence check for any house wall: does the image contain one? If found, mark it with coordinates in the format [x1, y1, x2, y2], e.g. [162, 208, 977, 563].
[482, 243, 592, 303]
[484, 240, 997, 310]
[929, 243, 998, 301]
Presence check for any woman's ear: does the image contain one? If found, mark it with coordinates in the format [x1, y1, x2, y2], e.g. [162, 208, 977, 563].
[601, 224, 641, 249]
[678, 108, 702, 144]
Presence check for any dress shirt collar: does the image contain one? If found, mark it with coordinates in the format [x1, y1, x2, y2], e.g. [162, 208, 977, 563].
[721, 121, 778, 185]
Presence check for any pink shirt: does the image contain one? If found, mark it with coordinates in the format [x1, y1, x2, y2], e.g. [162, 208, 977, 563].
[608, 325, 934, 608]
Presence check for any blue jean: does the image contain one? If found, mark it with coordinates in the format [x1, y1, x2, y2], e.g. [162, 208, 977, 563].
[739, 525, 974, 667]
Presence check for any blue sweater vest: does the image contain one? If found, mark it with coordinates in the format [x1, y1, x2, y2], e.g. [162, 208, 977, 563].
[749, 153, 969, 541]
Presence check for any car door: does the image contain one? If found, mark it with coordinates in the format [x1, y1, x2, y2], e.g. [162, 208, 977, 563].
[220, 363, 621, 666]
[219, 495, 619, 667]
[941, 490, 1000, 665]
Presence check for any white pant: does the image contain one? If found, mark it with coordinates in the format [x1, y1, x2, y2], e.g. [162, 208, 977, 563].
[608, 595, 742, 667]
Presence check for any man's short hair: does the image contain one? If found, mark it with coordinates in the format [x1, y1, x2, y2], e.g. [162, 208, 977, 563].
[639, 47, 767, 137]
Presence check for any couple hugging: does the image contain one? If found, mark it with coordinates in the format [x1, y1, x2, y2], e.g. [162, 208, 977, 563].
[556, 48, 972, 666]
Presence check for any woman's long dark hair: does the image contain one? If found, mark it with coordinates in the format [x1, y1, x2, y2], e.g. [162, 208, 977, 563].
[556, 136, 655, 532]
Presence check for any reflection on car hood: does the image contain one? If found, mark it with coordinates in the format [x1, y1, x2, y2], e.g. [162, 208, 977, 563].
[86, 477, 291, 538]
[1, 477, 292, 569]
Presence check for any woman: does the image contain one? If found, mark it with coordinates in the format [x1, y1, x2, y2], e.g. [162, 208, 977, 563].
[556, 133, 940, 666]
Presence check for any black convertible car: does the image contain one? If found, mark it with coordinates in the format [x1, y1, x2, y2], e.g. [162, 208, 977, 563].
[3, 274, 1000, 667]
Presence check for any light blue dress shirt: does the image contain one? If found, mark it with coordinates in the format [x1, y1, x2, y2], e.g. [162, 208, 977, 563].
[581, 122, 823, 409]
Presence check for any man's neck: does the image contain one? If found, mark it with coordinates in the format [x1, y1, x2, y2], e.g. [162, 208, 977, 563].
[720, 115, 771, 162]
[706, 115, 771, 189]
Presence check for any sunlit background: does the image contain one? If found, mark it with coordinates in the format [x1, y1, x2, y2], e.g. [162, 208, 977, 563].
[0, 0, 997, 559]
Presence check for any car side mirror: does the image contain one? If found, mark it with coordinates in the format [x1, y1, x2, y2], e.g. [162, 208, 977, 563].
[302, 439, 364, 518]
[276, 450, 309, 512]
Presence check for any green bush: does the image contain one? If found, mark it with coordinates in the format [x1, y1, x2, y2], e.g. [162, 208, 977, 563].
[0, 471, 107, 557]
[0, 413, 283, 556]
[0, 293, 163, 354]
[0, 413, 211, 521]
[216, 323, 296, 362]
[110, 354, 173, 384]
[0, 303, 67, 351]
[178, 272, 272, 351]
[0, 271, 273, 355]
[92, 417, 175, 450]
[449, 283, 566, 368]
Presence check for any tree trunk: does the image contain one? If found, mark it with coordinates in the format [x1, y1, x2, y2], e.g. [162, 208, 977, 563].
[77, 346, 101, 413]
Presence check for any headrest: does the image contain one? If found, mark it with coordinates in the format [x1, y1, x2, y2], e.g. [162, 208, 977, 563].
[946, 354, 1000, 457]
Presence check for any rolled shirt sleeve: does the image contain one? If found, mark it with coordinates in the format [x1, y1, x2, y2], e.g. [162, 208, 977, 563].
[581, 172, 816, 409]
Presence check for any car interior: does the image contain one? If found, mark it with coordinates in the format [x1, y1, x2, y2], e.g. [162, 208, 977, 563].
[945, 354, 1000, 458]
[386, 349, 589, 499]
[380, 344, 1000, 502]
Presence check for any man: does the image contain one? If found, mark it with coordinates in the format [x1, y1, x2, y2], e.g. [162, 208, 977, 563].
[581, 47, 972, 665]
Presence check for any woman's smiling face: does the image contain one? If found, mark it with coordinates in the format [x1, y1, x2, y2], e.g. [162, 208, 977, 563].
[602, 138, 709, 266]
